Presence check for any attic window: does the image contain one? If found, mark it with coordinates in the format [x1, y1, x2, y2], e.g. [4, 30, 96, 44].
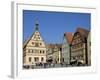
[40, 43, 42, 45]
[32, 42, 34, 45]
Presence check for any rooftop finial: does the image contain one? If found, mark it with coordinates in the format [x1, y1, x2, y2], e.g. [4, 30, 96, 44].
[35, 17, 39, 31]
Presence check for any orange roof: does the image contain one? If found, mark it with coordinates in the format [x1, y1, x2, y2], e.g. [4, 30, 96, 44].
[48, 44, 55, 49]
[48, 43, 62, 49]
[64, 32, 73, 44]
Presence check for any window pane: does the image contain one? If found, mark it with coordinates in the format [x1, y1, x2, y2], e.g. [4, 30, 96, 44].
[29, 57, 31, 62]
[41, 57, 44, 61]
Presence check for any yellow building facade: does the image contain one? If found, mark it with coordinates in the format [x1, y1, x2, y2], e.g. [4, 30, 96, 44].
[53, 44, 62, 64]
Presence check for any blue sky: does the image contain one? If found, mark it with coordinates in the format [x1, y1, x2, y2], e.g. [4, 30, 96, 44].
[23, 10, 91, 43]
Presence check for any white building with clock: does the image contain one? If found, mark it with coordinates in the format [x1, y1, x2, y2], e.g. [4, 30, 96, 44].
[23, 20, 47, 66]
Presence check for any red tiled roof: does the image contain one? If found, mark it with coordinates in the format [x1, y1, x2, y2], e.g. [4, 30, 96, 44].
[64, 32, 73, 44]
[48, 44, 62, 49]
[48, 44, 55, 49]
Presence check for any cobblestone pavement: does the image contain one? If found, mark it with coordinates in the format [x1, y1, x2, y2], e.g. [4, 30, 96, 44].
[24, 63, 73, 69]
[23, 63, 87, 69]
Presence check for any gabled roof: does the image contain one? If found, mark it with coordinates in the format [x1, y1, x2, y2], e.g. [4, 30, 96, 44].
[23, 31, 35, 49]
[23, 19, 41, 49]
[71, 27, 89, 44]
[76, 27, 89, 38]
[64, 32, 73, 44]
